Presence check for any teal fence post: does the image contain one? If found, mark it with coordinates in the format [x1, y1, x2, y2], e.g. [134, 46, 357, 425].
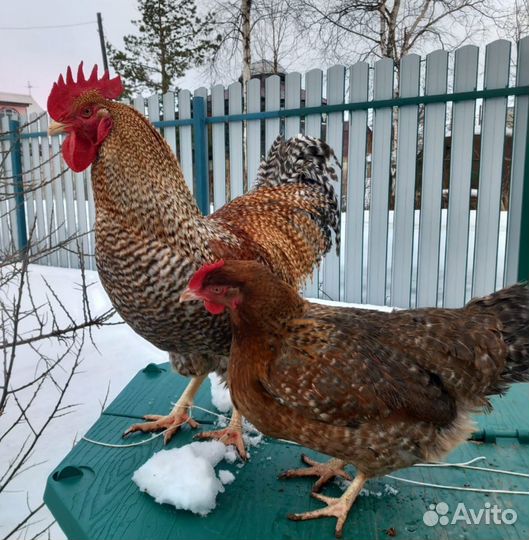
[192, 96, 209, 215]
[518, 117, 529, 283]
[8, 119, 28, 251]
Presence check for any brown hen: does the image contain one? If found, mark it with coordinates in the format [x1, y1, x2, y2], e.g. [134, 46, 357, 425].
[46, 64, 339, 454]
[181, 259, 529, 537]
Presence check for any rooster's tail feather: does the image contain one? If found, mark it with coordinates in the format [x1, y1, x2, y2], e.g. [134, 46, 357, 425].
[254, 135, 340, 255]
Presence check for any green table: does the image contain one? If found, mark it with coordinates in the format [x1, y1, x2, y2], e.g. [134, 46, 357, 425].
[44, 362, 529, 540]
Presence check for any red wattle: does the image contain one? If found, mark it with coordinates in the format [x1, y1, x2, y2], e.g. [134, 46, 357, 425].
[204, 300, 226, 315]
[62, 131, 98, 173]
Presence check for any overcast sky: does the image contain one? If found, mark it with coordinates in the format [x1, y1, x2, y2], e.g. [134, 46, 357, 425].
[0, 0, 205, 108]
[0, 0, 516, 111]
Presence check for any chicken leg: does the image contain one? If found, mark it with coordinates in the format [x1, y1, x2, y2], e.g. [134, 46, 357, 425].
[123, 375, 206, 444]
[280, 454, 352, 492]
[195, 408, 247, 459]
[289, 472, 367, 538]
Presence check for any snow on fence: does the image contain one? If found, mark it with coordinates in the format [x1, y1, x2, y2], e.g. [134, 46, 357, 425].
[1, 38, 528, 309]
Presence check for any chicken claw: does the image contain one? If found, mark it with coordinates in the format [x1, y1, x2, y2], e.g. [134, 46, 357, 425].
[194, 409, 247, 459]
[122, 375, 205, 444]
[279, 455, 352, 492]
[288, 473, 367, 538]
[123, 412, 199, 444]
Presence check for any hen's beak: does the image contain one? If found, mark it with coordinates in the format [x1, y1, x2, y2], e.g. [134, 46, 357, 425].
[179, 287, 201, 303]
[48, 121, 67, 136]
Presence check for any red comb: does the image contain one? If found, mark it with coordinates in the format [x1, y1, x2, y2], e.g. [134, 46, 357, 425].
[189, 260, 225, 290]
[47, 62, 124, 121]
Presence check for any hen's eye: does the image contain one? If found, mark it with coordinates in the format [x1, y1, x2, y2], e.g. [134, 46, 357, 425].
[210, 286, 224, 294]
[80, 107, 92, 118]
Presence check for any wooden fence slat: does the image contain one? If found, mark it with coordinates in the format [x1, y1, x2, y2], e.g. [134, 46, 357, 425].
[344, 62, 369, 303]
[366, 58, 394, 306]
[133, 96, 144, 114]
[86, 168, 96, 269]
[247, 78, 261, 189]
[305, 69, 323, 138]
[416, 50, 449, 307]
[74, 171, 89, 268]
[162, 92, 177, 155]
[265, 75, 281, 154]
[29, 114, 48, 262]
[390, 54, 421, 308]
[0, 118, 9, 250]
[212, 84, 227, 210]
[443, 45, 479, 307]
[147, 94, 160, 126]
[472, 40, 511, 297]
[321, 65, 345, 301]
[63, 159, 79, 268]
[505, 36, 529, 285]
[303, 68, 323, 298]
[38, 115, 58, 266]
[178, 90, 194, 193]
[50, 134, 68, 267]
[228, 82, 244, 199]
[285, 72, 301, 139]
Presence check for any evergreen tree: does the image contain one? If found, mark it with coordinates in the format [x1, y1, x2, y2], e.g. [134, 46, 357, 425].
[107, 0, 220, 96]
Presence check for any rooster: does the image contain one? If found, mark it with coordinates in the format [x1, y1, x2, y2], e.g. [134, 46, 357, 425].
[46, 64, 340, 456]
[181, 259, 529, 537]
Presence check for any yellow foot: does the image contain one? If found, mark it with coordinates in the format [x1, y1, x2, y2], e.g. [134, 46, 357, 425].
[123, 412, 199, 444]
[288, 472, 367, 538]
[195, 427, 248, 460]
[279, 454, 352, 492]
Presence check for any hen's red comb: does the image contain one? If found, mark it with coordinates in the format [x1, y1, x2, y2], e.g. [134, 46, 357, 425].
[47, 62, 124, 121]
[189, 260, 225, 290]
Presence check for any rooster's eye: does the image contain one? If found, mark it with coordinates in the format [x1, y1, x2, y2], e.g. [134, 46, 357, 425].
[80, 107, 93, 118]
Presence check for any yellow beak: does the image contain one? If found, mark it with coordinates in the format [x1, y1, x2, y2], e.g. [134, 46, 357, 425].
[48, 121, 67, 136]
[179, 287, 201, 303]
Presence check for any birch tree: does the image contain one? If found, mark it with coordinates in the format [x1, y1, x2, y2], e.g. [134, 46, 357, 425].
[289, 0, 494, 66]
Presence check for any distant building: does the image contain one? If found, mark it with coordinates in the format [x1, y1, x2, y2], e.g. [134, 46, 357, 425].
[0, 92, 44, 121]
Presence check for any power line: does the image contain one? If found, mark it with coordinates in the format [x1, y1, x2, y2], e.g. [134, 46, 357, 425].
[0, 21, 96, 31]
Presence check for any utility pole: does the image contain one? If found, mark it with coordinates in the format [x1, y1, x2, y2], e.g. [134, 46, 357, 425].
[97, 12, 109, 71]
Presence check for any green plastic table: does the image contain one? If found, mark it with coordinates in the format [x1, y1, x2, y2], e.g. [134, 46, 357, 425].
[44, 362, 529, 540]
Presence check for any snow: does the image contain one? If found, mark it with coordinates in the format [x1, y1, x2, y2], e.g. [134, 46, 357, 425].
[132, 441, 228, 516]
[335, 476, 399, 498]
[208, 372, 233, 412]
[218, 470, 236, 485]
[131, 415, 265, 514]
[308, 297, 394, 312]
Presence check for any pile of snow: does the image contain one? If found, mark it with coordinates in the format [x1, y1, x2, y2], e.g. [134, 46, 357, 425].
[132, 441, 229, 516]
[133, 385, 267, 514]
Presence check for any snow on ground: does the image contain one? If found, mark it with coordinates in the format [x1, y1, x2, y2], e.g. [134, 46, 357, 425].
[0, 264, 167, 540]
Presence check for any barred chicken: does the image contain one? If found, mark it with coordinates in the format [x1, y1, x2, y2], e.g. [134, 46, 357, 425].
[181, 259, 529, 537]
[46, 64, 340, 455]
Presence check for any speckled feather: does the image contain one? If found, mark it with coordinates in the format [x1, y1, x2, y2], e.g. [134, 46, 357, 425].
[89, 99, 339, 377]
[201, 261, 529, 478]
